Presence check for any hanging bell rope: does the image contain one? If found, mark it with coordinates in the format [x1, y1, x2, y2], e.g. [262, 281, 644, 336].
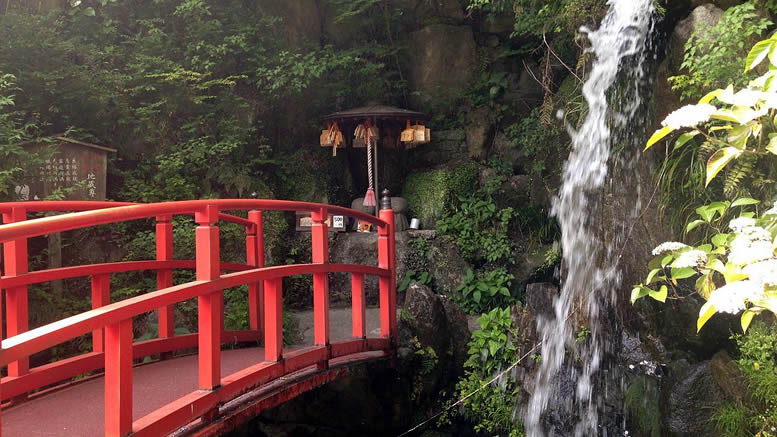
[363, 119, 376, 207]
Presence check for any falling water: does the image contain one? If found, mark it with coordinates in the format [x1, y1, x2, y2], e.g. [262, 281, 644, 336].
[525, 1, 656, 435]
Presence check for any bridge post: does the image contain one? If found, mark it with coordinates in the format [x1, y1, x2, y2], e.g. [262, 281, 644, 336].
[195, 205, 221, 390]
[264, 278, 283, 361]
[246, 210, 264, 337]
[2, 207, 29, 379]
[311, 207, 330, 368]
[351, 273, 366, 339]
[156, 215, 175, 347]
[91, 274, 111, 352]
[105, 318, 133, 437]
[378, 190, 397, 346]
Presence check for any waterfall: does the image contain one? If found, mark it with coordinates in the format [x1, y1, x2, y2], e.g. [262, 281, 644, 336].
[525, 1, 656, 435]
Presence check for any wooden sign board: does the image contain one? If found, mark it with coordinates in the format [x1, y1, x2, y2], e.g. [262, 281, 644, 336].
[16, 136, 116, 201]
[295, 211, 346, 232]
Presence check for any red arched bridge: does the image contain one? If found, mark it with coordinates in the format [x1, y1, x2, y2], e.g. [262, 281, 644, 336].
[0, 196, 397, 436]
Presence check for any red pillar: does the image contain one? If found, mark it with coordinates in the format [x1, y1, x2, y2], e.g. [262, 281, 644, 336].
[246, 210, 265, 335]
[91, 274, 111, 352]
[156, 215, 174, 340]
[105, 318, 133, 437]
[378, 191, 397, 345]
[2, 207, 28, 377]
[351, 273, 366, 339]
[311, 208, 330, 349]
[195, 205, 221, 390]
[264, 278, 283, 362]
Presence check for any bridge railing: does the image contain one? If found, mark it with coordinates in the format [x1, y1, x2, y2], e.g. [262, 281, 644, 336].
[0, 197, 397, 436]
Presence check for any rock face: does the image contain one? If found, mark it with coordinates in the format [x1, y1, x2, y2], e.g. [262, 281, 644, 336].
[407, 24, 478, 103]
[409, 129, 467, 168]
[669, 4, 724, 71]
[465, 106, 496, 160]
[666, 360, 724, 434]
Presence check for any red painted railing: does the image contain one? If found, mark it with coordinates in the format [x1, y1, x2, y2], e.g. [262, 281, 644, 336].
[0, 197, 397, 436]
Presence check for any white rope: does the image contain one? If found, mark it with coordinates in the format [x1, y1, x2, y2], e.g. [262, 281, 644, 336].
[396, 341, 542, 437]
[367, 133, 374, 192]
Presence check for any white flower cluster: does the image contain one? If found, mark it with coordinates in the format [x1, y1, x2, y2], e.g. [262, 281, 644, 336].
[729, 224, 774, 266]
[744, 259, 777, 288]
[652, 242, 689, 256]
[708, 280, 760, 314]
[765, 204, 777, 216]
[673, 250, 708, 268]
[729, 217, 756, 232]
[661, 104, 717, 129]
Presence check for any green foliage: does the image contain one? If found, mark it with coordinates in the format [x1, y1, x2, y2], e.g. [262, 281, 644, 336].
[639, 32, 777, 331]
[669, 2, 772, 101]
[467, 0, 607, 38]
[504, 108, 563, 178]
[0, 73, 43, 200]
[457, 268, 516, 314]
[438, 182, 516, 266]
[451, 307, 523, 436]
[713, 322, 777, 436]
[408, 336, 439, 402]
[399, 237, 437, 292]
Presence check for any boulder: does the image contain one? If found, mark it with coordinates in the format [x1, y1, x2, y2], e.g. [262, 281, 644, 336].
[409, 129, 467, 168]
[401, 162, 479, 228]
[400, 0, 467, 23]
[666, 360, 725, 434]
[710, 350, 751, 405]
[690, 0, 740, 10]
[329, 231, 411, 304]
[407, 24, 478, 104]
[466, 106, 496, 160]
[669, 4, 724, 72]
[524, 283, 558, 318]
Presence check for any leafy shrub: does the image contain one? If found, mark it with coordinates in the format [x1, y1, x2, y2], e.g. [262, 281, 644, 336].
[669, 2, 772, 101]
[713, 322, 777, 436]
[457, 268, 515, 314]
[449, 307, 523, 436]
[637, 32, 777, 332]
[438, 184, 516, 266]
[399, 237, 435, 293]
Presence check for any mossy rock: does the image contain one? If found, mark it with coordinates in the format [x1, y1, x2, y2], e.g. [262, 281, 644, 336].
[401, 162, 478, 228]
[625, 376, 662, 437]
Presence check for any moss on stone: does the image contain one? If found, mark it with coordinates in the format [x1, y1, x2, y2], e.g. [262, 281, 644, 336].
[401, 162, 479, 228]
[625, 376, 662, 437]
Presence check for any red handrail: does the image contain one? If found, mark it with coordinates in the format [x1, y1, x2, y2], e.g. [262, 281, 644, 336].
[0, 198, 397, 437]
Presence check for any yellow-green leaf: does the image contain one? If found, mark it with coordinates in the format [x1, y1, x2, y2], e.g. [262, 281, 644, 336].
[646, 268, 662, 285]
[706, 147, 743, 186]
[699, 89, 722, 104]
[673, 130, 701, 151]
[649, 285, 668, 303]
[741, 310, 756, 333]
[698, 301, 717, 332]
[747, 39, 775, 72]
[723, 263, 748, 283]
[646, 126, 673, 150]
[767, 136, 777, 155]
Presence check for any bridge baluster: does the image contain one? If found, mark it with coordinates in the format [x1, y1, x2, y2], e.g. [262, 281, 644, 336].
[2, 207, 29, 380]
[311, 207, 330, 369]
[351, 273, 366, 339]
[156, 215, 175, 344]
[264, 278, 283, 361]
[105, 318, 133, 437]
[195, 205, 222, 390]
[378, 190, 397, 346]
[91, 274, 111, 352]
[246, 210, 264, 336]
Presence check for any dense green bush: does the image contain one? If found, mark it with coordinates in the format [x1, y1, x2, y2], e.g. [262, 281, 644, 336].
[713, 322, 777, 436]
[450, 307, 523, 436]
[669, 2, 772, 101]
[457, 268, 515, 314]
